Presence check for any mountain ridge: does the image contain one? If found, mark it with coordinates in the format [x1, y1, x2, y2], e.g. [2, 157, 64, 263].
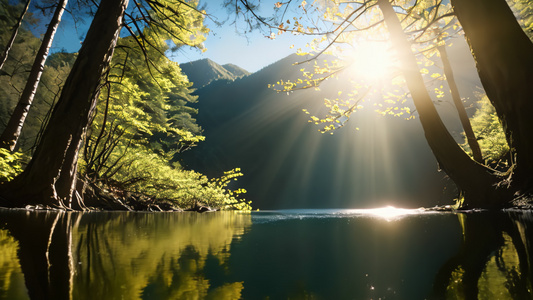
[180, 58, 250, 88]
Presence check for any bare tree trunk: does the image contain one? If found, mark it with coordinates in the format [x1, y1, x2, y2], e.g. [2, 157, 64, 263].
[0, 0, 129, 209]
[376, 0, 511, 208]
[0, 0, 67, 151]
[451, 0, 533, 192]
[0, 0, 31, 71]
[437, 43, 484, 164]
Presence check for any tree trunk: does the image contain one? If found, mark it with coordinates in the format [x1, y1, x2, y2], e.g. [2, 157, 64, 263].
[0, 0, 129, 209]
[0, 0, 67, 151]
[0, 0, 31, 71]
[437, 44, 484, 164]
[377, 0, 511, 208]
[451, 0, 533, 193]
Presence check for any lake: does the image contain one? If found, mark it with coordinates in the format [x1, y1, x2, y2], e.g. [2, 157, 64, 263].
[0, 208, 532, 299]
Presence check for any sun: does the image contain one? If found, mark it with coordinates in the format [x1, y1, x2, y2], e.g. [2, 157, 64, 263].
[344, 41, 395, 82]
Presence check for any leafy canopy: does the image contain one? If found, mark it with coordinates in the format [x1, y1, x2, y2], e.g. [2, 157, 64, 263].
[255, 0, 459, 133]
[81, 1, 249, 210]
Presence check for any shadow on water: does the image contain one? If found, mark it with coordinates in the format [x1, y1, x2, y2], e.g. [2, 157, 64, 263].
[0, 208, 532, 299]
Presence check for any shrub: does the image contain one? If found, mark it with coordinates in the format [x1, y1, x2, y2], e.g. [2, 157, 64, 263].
[98, 146, 251, 210]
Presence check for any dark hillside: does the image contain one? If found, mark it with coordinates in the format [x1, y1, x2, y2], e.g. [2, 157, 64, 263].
[179, 52, 481, 209]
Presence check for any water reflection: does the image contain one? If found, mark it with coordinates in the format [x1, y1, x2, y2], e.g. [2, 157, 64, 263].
[431, 211, 533, 299]
[0, 209, 532, 299]
[0, 210, 251, 299]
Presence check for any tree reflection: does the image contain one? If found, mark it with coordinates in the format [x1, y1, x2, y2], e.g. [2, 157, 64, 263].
[431, 211, 533, 299]
[0, 210, 76, 299]
[0, 210, 251, 299]
[2, 209, 532, 299]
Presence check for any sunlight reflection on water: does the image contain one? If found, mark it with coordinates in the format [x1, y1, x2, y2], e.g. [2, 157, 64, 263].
[252, 206, 442, 223]
[347, 206, 435, 221]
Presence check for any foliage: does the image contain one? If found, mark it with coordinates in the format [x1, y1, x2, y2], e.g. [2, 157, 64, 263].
[509, 0, 533, 40]
[260, 0, 458, 133]
[124, 0, 209, 53]
[84, 18, 206, 177]
[83, 33, 207, 194]
[0, 0, 250, 210]
[0, 2, 72, 151]
[100, 146, 251, 210]
[81, 2, 250, 210]
[465, 95, 510, 168]
[0, 0, 39, 132]
[0, 149, 23, 182]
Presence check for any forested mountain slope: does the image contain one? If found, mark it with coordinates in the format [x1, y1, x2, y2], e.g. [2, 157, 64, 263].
[180, 51, 481, 209]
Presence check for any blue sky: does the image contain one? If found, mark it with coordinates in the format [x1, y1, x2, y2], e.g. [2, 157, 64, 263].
[46, 0, 312, 73]
[170, 19, 311, 73]
[171, 0, 314, 73]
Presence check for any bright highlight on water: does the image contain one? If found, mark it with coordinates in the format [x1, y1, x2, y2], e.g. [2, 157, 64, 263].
[255, 206, 439, 223]
[348, 206, 431, 220]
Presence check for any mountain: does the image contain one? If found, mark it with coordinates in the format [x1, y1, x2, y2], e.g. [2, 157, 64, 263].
[179, 58, 250, 88]
[180, 40, 481, 210]
[222, 63, 250, 78]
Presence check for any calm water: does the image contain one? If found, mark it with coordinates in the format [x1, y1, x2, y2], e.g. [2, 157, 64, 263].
[0, 208, 532, 299]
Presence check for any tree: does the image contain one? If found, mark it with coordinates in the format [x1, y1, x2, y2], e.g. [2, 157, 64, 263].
[234, 0, 533, 208]
[376, 0, 507, 208]
[79, 33, 252, 211]
[451, 0, 533, 197]
[0, 0, 226, 210]
[0, 1, 41, 134]
[0, 0, 129, 209]
[437, 41, 483, 164]
[82, 32, 203, 181]
[0, 0, 67, 151]
[0, 0, 31, 71]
